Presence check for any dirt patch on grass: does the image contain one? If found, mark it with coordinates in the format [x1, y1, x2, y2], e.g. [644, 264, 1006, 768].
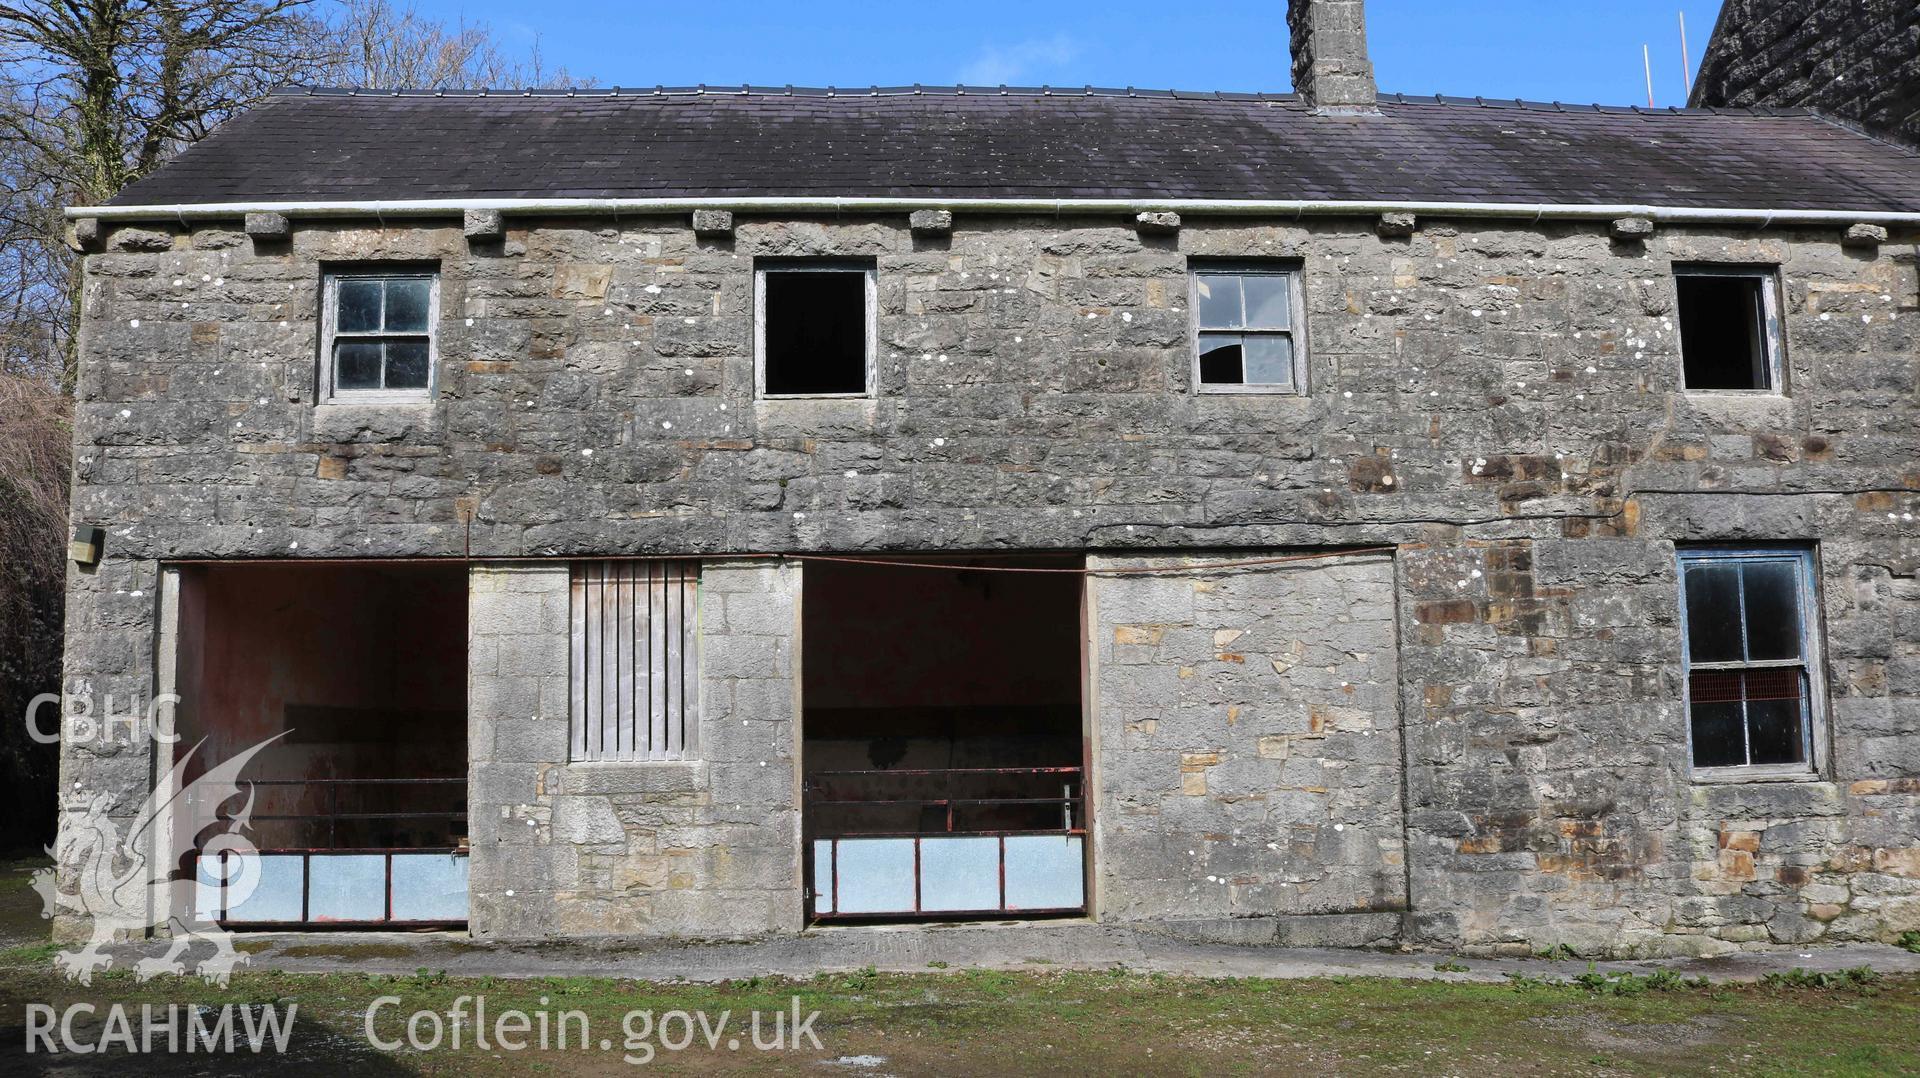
[276, 942, 424, 960]
[1532, 1012, 1736, 1053]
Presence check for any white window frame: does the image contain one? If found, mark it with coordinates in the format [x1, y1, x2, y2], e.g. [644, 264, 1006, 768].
[1677, 545, 1828, 783]
[754, 260, 877, 400]
[319, 268, 441, 404]
[1188, 263, 1309, 395]
[1673, 263, 1786, 395]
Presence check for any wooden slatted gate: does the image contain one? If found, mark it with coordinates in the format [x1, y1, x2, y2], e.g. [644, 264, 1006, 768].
[570, 560, 700, 761]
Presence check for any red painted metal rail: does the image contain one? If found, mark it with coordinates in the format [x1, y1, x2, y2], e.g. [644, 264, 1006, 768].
[192, 776, 469, 929]
[805, 766, 1088, 920]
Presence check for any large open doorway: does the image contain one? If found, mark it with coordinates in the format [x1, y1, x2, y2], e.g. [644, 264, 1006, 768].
[802, 555, 1088, 921]
[168, 561, 469, 928]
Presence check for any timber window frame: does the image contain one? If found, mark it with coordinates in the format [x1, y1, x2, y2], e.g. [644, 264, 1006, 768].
[1677, 545, 1827, 781]
[1673, 263, 1785, 393]
[754, 260, 877, 399]
[569, 560, 701, 762]
[319, 267, 440, 404]
[1188, 263, 1308, 394]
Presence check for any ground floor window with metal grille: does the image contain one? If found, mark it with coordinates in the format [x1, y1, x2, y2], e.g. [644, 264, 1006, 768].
[1678, 546, 1824, 774]
[570, 560, 701, 761]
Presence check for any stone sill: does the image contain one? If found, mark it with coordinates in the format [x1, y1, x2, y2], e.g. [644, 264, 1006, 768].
[315, 397, 436, 409]
[1690, 765, 1825, 786]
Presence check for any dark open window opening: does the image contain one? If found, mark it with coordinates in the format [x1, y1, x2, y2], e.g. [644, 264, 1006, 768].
[761, 266, 870, 396]
[802, 555, 1086, 921]
[1679, 549, 1819, 771]
[173, 562, 469, 927]
[1676, 267, 1776, 390]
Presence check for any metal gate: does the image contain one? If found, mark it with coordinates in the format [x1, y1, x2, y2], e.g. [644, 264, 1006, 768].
[806, 766, 1086, 919]
[192, 776, 468, 928]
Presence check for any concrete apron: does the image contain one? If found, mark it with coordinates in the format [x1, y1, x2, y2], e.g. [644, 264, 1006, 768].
[94, 922, 1920, 985]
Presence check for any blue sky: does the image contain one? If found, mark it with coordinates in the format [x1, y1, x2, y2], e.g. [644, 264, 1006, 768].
[427, 1, 1725, 108]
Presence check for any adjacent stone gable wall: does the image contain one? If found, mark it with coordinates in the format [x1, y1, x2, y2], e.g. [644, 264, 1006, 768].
[58, 210, 1920, 952]
[1692, 0, 1920, 143]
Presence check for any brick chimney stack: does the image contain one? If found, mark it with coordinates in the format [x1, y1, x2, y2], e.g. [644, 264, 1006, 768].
[1288, 0, 1379, 113]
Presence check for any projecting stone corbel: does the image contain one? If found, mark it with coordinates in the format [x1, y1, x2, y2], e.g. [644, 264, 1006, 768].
[909, 209, 953, 236]
[464, 209, 506, 242]
[1609, 217, 1655, 243]
[1134, 211, 1181, 235]
[1843, 223, 1888, 250]
[66, 217, 104, 253]
[244, 212, 292, 242]
[692, 209, 735, 237]
[1376, 212, 1416, 238]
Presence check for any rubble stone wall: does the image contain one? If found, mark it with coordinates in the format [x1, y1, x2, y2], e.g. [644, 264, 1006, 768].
[1692, 0, 1920, 143]
[57, 211, 1920, 951]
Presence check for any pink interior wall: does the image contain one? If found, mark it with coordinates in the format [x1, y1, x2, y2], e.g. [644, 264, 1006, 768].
[800, 560, 1090, 898]
[801, 556, 1085, 799]
[803, 557, 1082, 711]
[173, 562, 467, 847]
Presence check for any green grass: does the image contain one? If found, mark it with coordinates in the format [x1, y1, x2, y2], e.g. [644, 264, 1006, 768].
[3, 948, 1919, 1075]
[0, 940, 60, 964]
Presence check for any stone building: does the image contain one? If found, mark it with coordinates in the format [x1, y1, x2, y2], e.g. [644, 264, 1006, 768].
[1691, 0, 1920, 144]
[50, 0, 1920, 957]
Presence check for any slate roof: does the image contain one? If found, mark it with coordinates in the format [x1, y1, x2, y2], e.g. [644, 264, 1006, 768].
[104, 86, 1920, 212]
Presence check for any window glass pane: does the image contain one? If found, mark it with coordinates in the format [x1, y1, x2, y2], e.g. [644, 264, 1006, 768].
[336, 279, 382, 333]
[385, 278, 431, 333]
[1741, 560, 1803, 661]
[386, 341, 431, 389]
[1242, 334, 1294, 386]
[335, 341, 381, 389]
[1688, 669, 1747, 767]
[1242, 274, 1292, 329]
[1683, 563, 1744, 663]
[1194, 274, 1243, 330]
[1745, 669, 1806, 765]
[1197, 334, 1244, 384]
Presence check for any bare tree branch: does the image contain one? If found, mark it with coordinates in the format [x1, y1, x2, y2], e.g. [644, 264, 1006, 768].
[0, 0, 586, 846]
[313, 0, 577, 89]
